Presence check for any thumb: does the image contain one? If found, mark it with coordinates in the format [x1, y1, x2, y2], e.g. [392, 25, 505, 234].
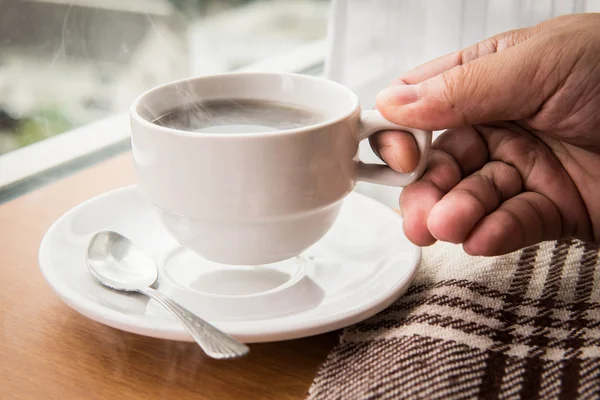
[376, 41, 549, 130]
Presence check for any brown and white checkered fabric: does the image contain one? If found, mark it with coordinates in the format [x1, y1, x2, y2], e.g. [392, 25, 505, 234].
[308, 239, 600, 399]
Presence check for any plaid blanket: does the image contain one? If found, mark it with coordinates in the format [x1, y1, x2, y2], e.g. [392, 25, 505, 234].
[308, 239, 600, 399]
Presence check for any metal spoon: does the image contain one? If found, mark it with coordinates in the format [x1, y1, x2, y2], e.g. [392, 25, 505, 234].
[86, 231, 249, 359]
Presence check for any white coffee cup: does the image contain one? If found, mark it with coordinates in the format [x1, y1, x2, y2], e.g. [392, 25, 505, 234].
[130, 72, 431, 265]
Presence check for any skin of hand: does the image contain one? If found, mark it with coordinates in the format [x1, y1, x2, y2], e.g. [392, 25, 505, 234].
[370, 13, 600, 256]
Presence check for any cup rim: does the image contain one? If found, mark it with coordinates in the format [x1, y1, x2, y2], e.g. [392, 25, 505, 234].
[129, 72, 361, 139]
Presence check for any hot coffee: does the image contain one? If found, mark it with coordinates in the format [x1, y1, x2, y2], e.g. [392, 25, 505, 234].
[152, 99, 326, 134]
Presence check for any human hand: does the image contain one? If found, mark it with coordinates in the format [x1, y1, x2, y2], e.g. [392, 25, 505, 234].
[371, 14, 600, 255]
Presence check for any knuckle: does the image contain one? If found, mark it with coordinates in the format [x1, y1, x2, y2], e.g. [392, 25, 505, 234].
[477, 37, 498, 57]
[438, 66, 470, 125]
[459, 36, 499, 64]
[485, 161, 522, 185]
[479, 161, 523, 201]
[494, 27, 536, 49]
[495, 134, 542, 182]
[423, 149, 462, 192]
[438, 70, 459, 106]
[520, 145, 544, 183]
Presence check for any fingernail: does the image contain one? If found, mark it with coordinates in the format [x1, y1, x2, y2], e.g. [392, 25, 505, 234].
[378, 84, 419, 106]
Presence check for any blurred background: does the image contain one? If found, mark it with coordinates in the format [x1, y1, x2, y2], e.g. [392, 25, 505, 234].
[2, 0, 599, 195]
[0, 0, 330, 154]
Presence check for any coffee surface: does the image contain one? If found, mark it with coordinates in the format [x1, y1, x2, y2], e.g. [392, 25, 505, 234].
[152, 99, 325, 134]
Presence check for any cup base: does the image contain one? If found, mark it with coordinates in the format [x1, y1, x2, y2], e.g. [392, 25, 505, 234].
[158, 201, 343, 266]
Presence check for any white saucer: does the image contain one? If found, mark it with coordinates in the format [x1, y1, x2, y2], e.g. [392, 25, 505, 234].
[39, 186, 420, 343]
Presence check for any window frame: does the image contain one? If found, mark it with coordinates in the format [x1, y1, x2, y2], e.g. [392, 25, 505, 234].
[0, 39, 326, 202]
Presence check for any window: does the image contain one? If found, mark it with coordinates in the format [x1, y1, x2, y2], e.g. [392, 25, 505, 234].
[0, 0, 330, 187]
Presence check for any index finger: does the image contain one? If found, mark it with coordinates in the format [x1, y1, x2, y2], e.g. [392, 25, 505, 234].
[392, 25, 539, 85]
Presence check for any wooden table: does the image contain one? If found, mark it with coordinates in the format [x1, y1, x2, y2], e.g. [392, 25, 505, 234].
[0, 153, 338, 400]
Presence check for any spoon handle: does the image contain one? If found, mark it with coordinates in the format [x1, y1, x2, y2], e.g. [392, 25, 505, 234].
[139, 287, 249, 359]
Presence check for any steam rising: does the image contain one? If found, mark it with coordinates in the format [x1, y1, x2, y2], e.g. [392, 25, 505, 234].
[152, 99, 324, 134]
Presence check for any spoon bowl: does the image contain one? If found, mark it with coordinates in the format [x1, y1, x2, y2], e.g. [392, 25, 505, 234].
[87, 231, 158, 291]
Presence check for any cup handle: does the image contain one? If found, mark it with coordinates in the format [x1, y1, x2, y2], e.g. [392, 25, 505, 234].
[357, 110, 432, 187]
